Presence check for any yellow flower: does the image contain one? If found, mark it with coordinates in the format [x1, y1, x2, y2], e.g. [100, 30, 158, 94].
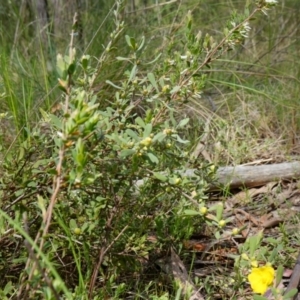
[248, 265, 275, 295]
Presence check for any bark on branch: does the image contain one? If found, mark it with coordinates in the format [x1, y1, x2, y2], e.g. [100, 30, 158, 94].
[206, 161, 300, 190]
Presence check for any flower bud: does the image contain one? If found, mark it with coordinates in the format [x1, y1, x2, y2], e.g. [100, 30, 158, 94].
[241, 253, 249, 260]
[200, 207, 208, 215]
[232, 228, 239, 235]
[140, 137, 152, 147]
[218, 220, 226, 227]
[74, 228, 81, 235]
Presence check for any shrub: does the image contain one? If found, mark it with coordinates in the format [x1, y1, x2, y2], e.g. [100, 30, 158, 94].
[0, 0, 280, 299]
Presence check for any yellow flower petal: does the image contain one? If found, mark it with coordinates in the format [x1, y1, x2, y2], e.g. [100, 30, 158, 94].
[248, 266, 275, 295]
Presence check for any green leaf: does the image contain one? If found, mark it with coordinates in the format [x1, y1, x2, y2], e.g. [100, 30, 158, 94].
[69, 219, 77, 229]
[18, 147, 25, 161]
[147, 73, 159, 92]
[184, 209, 200, 216]
[249, 234, 262, 257]
[153, 172, 167, 182]
[105, 80, 122, 89]
[116, 56, 132, 62]
[81, 55, 90, 70]
[49, 113, 63, 129]
[126, 129, 139, 141]
[216, 203, 223, 221]
[56, 53, 67, 78]
[143, 53, 162, 65]
[283, 288, 298, 299]
[152, 132, 165, 143]
[76, 116, 90, 125]
[143, 123, 152, 137]
[3, 281, 13, 294]
[170, 86, 181, 94]
[253, 295, 267, 300]
[120, 149, 135, 158]
[125, 35, 137, 50]
[147, 152, 158, 164]
[68, 62, 76, 75]
[214, 231, 221, 239]
[135, 117, 145, 128]
[177, 118, 190, 128]
[275, 265, 284, 286]
[176, 135, 190, 144]
[128, 65, 137, 82]
[37, 195, 46, 216]
[58, 79, 68, 93]
[39, 107, 51, 122]
[15, 189, 24, 197]
[27, 181, 37, 188]
[137, 36, 145, 51]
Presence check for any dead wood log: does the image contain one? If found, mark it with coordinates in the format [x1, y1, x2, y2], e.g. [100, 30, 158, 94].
[136, 162, 300, 192]
[208, 161, 300, 190]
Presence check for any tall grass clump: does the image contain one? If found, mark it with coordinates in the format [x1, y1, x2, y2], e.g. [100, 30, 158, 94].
[1, 1, 296, 299]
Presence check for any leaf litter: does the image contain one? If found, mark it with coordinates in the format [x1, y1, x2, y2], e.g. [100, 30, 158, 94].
[179, 178, 300, 299]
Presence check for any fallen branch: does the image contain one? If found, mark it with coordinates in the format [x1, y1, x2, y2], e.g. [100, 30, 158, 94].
[209, 161, 300, 190]
[136, 162, 300, 192]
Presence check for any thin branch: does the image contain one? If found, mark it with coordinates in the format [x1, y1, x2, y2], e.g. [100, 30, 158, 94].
[19, 12, 78, 298]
